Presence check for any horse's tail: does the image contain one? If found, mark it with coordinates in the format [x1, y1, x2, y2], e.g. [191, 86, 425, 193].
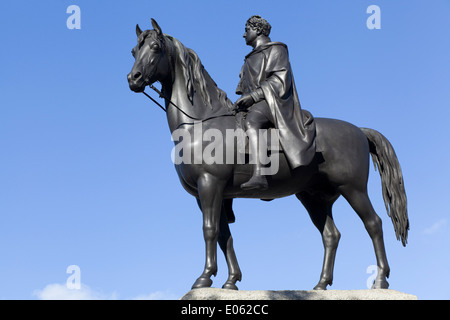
[360, 128, 409, 246]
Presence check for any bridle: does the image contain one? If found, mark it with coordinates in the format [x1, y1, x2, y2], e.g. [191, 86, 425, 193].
[138, 35, 236, 125]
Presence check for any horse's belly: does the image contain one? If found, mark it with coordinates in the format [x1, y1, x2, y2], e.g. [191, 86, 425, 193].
[174, 149, 310, 199]
[223, 151, 313, 199]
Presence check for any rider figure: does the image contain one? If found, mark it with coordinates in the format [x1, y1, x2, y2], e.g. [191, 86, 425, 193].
[235, 15, 316, 190]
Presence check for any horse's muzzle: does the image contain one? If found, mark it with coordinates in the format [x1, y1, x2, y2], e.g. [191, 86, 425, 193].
[127, 72, 146, 92]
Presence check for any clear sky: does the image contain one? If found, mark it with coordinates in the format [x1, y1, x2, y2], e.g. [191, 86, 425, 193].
[1, 0, 449, 300]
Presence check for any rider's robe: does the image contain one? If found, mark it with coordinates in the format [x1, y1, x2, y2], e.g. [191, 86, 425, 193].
[236, 42, 316, 169]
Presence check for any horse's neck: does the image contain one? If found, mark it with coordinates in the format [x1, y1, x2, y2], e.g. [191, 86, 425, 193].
[164, 63, 228, 134]
[164, 68, 196, 133]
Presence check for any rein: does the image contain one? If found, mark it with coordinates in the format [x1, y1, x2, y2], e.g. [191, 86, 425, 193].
[142, 84, 236, 125]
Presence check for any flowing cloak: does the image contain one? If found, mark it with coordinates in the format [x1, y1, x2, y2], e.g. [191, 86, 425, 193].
[236, 42, 316, 169]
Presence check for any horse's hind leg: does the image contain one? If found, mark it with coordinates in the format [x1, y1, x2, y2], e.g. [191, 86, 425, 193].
[339, 185, 390, 289]
[218, 201, 242, 290]
[296, 191, 340, 290]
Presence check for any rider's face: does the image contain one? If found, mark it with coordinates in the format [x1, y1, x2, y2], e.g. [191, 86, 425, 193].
[243, 25, 258, 47]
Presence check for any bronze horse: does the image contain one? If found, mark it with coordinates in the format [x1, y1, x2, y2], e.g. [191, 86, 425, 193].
[127, 19, 409, 290]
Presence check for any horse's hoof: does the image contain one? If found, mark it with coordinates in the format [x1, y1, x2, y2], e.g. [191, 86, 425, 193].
[192, 277, 213, 289]
[222, 281, 239, 290]
[371, 279, 389, 289]
[313, 284, 327, 290]
[313, 280, 331, 290]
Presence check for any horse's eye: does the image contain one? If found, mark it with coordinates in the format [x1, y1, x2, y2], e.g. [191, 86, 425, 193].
[131, 48, 135, 57]
[151, 43, 160, 51]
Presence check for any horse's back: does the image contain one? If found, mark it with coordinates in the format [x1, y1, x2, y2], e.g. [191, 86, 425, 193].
[314, 117, 370, 188]
[175, 115, 371, 199]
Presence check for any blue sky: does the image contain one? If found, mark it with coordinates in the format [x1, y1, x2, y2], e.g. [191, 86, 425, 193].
[1, 0, 449, 300]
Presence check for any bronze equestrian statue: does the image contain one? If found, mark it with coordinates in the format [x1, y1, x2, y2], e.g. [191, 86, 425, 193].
[127, 18, 409, 291]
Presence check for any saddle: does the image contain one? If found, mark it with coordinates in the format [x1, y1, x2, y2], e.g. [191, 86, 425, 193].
[233, 109, 314, 156]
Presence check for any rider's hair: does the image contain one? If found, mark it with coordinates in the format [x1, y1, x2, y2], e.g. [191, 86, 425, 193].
[246, 15, 271, 37]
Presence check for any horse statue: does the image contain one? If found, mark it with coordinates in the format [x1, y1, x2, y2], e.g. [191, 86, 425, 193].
[127, 19, 409, 291]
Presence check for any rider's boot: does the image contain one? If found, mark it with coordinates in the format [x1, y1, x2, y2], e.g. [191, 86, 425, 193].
[241, 128, 268, 191]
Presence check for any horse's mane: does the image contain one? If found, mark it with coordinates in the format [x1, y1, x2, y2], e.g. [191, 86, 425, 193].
[165, 34, 234, 112]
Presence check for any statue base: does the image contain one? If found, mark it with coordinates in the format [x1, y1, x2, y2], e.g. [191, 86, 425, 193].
[181, 288, 417, 300]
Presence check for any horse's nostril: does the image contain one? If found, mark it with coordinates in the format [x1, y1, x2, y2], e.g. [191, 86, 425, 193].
[133, 72, 142, 80]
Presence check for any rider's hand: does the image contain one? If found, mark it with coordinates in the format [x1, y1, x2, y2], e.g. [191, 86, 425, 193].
[234, 93, 255, 110]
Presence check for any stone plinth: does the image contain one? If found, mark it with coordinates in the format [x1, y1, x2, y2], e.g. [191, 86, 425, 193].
[181, 288, 418, 300]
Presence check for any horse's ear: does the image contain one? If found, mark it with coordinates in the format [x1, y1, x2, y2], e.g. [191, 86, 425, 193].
[151, 18, 162, 36]
[136, 24, 143, 37]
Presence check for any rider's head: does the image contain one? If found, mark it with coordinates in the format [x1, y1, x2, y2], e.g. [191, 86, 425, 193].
[245, 15, 271, 37]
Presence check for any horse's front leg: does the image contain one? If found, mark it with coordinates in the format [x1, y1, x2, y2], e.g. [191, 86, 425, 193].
[192, 174, 225, 289]
[218, 200, 242, 290]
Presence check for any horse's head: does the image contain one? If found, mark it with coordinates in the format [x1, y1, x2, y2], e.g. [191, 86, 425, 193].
[127, 19, 170, 92]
